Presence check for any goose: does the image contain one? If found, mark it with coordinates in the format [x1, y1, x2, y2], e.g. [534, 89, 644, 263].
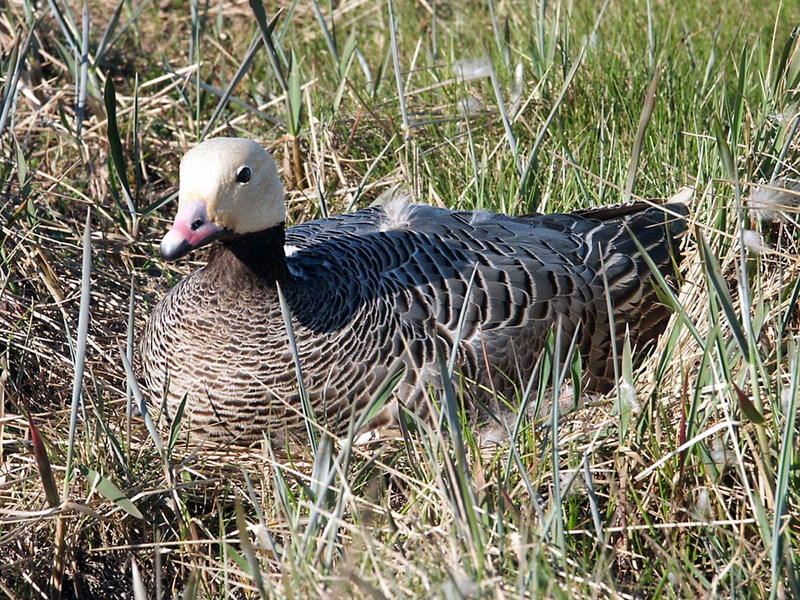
[138, 137, 688, 445]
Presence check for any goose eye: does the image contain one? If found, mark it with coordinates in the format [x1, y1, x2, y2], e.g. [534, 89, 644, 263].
[236, 166, 251, 184]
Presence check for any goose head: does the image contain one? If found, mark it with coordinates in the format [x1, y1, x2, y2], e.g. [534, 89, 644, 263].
[160, 137, 285, 261]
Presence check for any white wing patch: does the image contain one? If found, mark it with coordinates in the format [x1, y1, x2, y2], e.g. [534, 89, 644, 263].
[379, 194, 415, 232]
[285, 244, 303, 277]
[468, 210, 494, 226]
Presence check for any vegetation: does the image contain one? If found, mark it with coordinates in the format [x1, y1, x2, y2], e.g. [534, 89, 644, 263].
[1, 0, 799, 597]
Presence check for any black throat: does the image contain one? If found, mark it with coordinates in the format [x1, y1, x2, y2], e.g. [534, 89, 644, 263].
[212, 224, 290, 285]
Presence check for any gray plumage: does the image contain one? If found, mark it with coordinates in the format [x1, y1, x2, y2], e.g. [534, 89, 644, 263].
[138, 138, 687, 445]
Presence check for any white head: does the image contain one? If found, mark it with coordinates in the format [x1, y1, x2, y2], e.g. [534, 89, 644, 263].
[160, 137, 285, 260]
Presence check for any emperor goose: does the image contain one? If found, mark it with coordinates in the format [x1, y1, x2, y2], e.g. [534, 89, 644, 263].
[138, 137, 687, 445]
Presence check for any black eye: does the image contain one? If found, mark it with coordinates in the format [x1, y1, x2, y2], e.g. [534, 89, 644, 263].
[236, 166, 251, 184]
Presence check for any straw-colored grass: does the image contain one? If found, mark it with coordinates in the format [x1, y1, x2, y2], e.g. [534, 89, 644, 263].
[1, 0, 799, 598]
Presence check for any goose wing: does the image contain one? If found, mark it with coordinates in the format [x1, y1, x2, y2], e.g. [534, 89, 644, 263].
[284, 200, 685, 387]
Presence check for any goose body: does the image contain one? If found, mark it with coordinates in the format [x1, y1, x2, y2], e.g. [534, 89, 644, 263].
[138, 138, 687, 445]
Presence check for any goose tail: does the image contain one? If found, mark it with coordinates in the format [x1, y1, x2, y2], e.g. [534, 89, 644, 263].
[582, 196, 690, 384]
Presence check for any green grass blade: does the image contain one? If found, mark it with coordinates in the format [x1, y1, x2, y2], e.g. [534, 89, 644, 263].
[287, 49, 303, 136]
[623, 67, 659, 202]
[447, 265, 478, 376]
[698, 233, 749, 357]
[387, 0, 409, 138]
[104, 76, 137, 227]
[45, 0, 80, 58]
[200, 33, 265, 140]
[119, 344, 164, 455]
[63, 210, 92, 498]
[0, 26, 37, 138]
[353, 365, 404, 434]
[14, 136, 31, 201]
[276, 281, 317, 454]
[78, 465, 143, 519]
[435, 340, 485, 564]
[502, 364, 542, 506]
[486, 52, 521, 175]
[345, 134, 397, 212]
[767, 22, 792, 97]
[75, 2, 89, 140]
[628, 224, 705, 347]
[310, 0, 339, 65]
[333, 32, 357, 111]
[242, 470, 282, 563]
[301, 436, 336, 553]
[732, 382, 766, 425]
[167, 68, 281, 126]
[583, 453, 604, 544]
[770, 343, 799, 599]
[487, 0, 509, 68]
[95, 0, 124, 63]
[779, 274, 800, 341]
[23, 403, 59, 508]
[646, 0, 654, 71]
[518, 44, 585, 201]
[249, 0, 288, 93]
[180, 571, 199, 600]
[167, 393, 189, 455]
[140, 190, 178, 218]
[612, 329, 636, 442]
[234, 492, 269, 600]
[131, 557, 148, 600]
[770, 112, 800, 183]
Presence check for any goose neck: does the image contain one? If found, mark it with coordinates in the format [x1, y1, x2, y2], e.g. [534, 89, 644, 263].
[220, 224, 290, 284]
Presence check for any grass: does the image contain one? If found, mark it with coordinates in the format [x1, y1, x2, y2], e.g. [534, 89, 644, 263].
[1, 0, 800, 597]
